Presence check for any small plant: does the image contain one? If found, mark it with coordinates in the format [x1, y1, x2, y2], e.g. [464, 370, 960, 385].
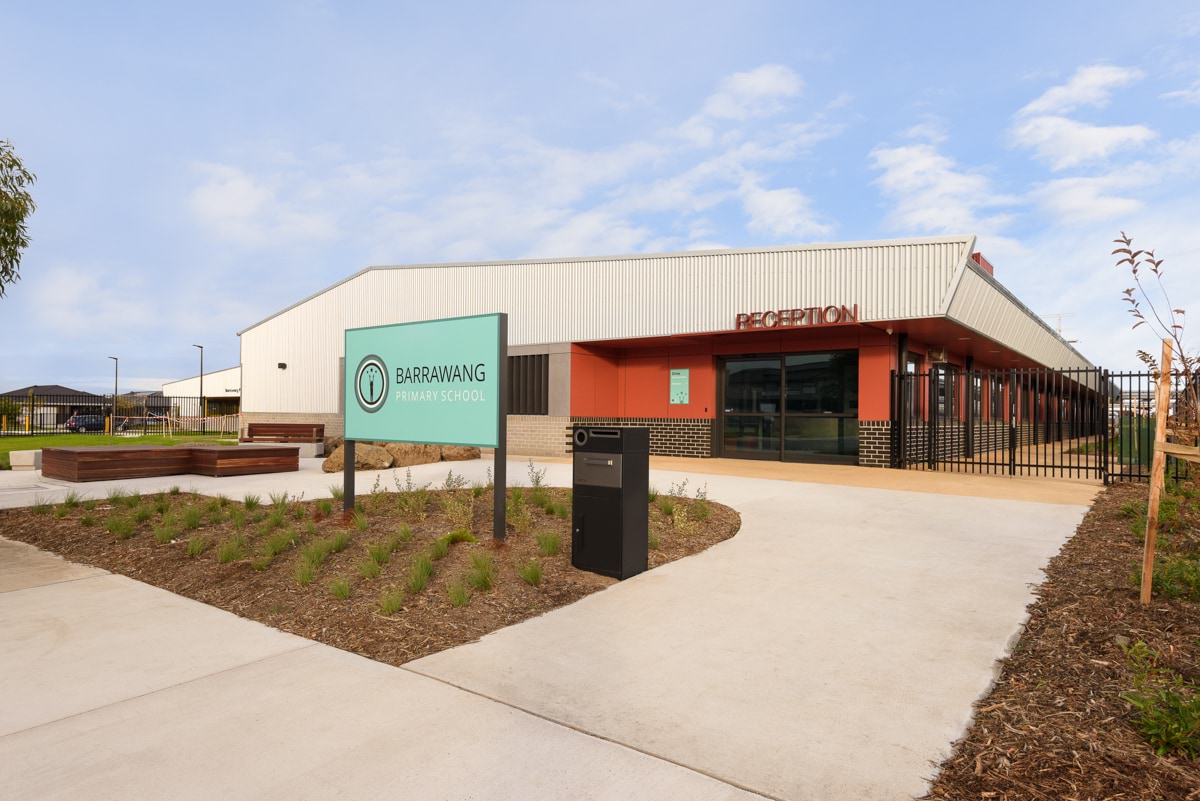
[648, 529, 660, 550]
[292, 504, 306, 521]
[316, 498, 334, 516]
[439, 492, 474, 531]
[54, 505, 69, 519]
[379, 586, 405, 615]
[62, 491, 81, 509]
[304, 520, 318, 537]
[216, 535, 248, 564]
[472, 483, 484, 498]
[656, 497, 676, 518]
[517, 559, 543, 587]
[359, 558, 382, 579]
[465, 553, 496, 591]
[527, 459, 547, 488]
[106, 487, 128, 505]
[647, 485, 659, 503]
[690, 499, 711, 522]
[153, 494, 170, 515]
[295, 562, 318, 586]
[123, 490, 143, 508]
[329, 484, 345, 501]
[31, 498, 52, 515]
[205, 497, 222, 514]
[506, 488, 532, 534]
[259, 529, 296, 563]
[107, 516, 136, 540]
[396, 524, 414, 544]
[82, 499, 98, 512]
[673, 504, 695, 535]
[265, 506, 287, 530]
[1121, 640, 1200, 758]
[667, 478, 689, 498]
[448, 579, 472, 607]
[368, 542, 393, 566]
[536, 531, 561, 556]
[268, 491, 289, 508]
[329, 578, 352, 600]
[229, 507, 247, 529]
[185, 535, 210, 557]
[331, 530, 352, 553]
[442, 469, 468, 490]
[352, 511, 369, 532]
[693, 483, 708, 501]
[407, 555, 434, 593]
[444, 529, 477, 545]
[168, 485, 181, 495]
[152, 521, 177, 544]
[132, 506, 152, 524]
[528, 487, 551, 509]
[397, 486, 430, 521]
[429, 537, 450, 561]
[243, 493, 261, 511]
[182, 506, 203, 530]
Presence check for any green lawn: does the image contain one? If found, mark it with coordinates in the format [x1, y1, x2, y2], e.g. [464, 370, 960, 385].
[0, 434, 236, 469]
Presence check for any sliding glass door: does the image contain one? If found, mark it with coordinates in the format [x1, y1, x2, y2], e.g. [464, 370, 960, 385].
[720, 351, 859, 463]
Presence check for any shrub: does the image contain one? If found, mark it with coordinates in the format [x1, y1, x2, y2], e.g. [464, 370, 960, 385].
[379, 586, 405, 615]
[442, 469, 468, 490]
[185, 535, 210, 557]
[517, 559, 543, 587]
[182, 506, 203, 530]
[329, 578, 352, 600]
[536, 531, 560, 557]
[526, 459, 547, 488]
[440, 492, 474, 531]
[430, 537, 450, 561]
[243, 493, 261, 511]
[107, 516, 135, 540]
[448, 579, 472, 607]
[397, 488, 430, 521]
[359, 558, 382, 579]
[216, 535, 248, 564]
[407, 555, 434, 593]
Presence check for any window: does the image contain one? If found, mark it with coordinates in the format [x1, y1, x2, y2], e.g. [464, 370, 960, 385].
[935, 365, 959, 419]
[904, 353, 921, 419]
[508, 354, 548, 415]
[990, 376, 1005, 420]
[972, 375, 983, 420]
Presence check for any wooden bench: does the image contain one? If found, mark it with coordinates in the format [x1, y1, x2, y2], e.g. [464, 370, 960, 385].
[41, 444, 300, 483]
[242, 423, 325, 444]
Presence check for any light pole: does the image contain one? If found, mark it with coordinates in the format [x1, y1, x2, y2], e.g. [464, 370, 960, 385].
[108, 356, 118, 434]
[193, 344, 204, 433]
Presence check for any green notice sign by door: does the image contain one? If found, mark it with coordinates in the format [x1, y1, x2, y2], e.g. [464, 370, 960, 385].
[344, 313, 505, 447]
[669, 368, 690, 405]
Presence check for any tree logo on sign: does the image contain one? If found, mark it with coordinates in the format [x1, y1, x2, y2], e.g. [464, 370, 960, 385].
[354, 354, 388, 413]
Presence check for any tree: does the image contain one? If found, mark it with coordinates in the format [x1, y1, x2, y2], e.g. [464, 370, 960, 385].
[0, 140, 37, 298]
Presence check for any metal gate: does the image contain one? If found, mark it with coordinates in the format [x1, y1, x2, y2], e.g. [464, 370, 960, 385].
[890, 367, 1188, 483]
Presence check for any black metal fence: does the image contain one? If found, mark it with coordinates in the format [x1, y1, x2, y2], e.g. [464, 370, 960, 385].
[0, 394, 240, 438]
[891, 367, 1192, 483]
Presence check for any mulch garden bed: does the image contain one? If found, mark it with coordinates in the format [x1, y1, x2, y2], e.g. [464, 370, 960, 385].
[0, 477, 739, 666]
[922, 481, 1200, 800]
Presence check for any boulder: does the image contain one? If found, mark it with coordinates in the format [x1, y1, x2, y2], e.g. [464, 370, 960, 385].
[383, 442, 441, 467]
[321, 443, 395, 473]
[323, 435, 344, 453]
[440, 445, 482, 461]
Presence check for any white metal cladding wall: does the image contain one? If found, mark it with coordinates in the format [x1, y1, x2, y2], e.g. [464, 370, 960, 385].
[241, 237, 975, 414]
[162, 367, 241, 399]
[946, 268, 1095, 376]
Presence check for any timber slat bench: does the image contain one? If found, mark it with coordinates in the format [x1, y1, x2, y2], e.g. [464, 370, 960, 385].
[241, 423, 325, 444]
[41, 444, 299, 482]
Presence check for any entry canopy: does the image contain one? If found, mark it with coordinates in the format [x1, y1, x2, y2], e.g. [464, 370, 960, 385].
[344, 313, 505, 448]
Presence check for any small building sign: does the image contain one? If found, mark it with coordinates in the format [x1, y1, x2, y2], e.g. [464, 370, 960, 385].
[669, 369, 690, 405]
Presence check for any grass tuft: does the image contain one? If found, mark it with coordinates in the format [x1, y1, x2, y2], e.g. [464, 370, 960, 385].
[329, 578, 352, 600]
[268, 491, 289, 508]
[359, 558, 382, 579]
[134, 506, 153, 524]
[31, 498, 52, 515]
[648, 529, 661, 550]
[316, 498, 333, 516]
[82, 499, 98, 511]
[368, 541, 393, 566]
[153, 522, 179, 544]
[216, 535, 248, 564]
[517, 559, 543, 587]
[352, 511, 369, 531]
[62, 491, 82, 509]
[182, 506, 203, 530]
[406, 555, 434, 593]
[465, 553, 497, 591]
[329, 484, 344, 501]
[429, 537, 450, 561]
[331, 530, 352, 553]
[168, 485, 181, 495]
[185, 535, 210, 557]
[80, 514, 97, 527]
[107, 516, 136, 540]
[243, 493, 261, 511]
[536, 531, 561, 556]
[379, 586, 405, 615]
[448, 579, 471, 608]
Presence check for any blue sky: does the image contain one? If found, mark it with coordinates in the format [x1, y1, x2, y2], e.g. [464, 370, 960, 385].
[4, 1, 1199, 391]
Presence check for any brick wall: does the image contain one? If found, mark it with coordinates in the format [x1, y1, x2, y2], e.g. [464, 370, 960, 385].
[858, 420, 891, 467]
[507, 415, 571, 456]
[570, 416, 713, 457]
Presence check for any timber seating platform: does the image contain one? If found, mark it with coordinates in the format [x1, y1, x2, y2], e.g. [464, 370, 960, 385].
[241, 423, 325, 444]
[41, 444, 299, 482]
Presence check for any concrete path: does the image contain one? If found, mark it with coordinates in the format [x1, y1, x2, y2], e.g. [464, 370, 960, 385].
[0, 458, 1090, 799]
[0, 540, 762, 801]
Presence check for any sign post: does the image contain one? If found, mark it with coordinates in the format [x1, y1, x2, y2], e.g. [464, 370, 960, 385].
[342, 313, 508, 540]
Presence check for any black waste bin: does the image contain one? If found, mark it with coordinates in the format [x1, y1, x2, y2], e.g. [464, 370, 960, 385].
[571, 426, 649, 580]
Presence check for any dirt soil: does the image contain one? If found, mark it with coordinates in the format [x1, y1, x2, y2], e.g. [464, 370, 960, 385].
[922, 481, 1200, 800]
[0, 484, 739, 666]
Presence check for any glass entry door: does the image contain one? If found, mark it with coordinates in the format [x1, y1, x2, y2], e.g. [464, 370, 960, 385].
[720, 351, 859, 463]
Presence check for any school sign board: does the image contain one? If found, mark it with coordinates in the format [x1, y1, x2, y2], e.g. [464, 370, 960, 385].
[342, 313, 509, 538]
[344, 313, 507, 447]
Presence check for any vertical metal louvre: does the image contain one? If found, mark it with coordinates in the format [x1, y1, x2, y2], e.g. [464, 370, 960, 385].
[507, 354, 548, 415]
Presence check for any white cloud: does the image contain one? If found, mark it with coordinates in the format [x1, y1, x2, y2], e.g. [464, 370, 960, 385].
[1010, 116, 1156, 170]
[678, 64, 804, 146]
[1161, 79, 1200, 105]
[188, 164, 338, 246]
[1017, 64, 1144, 117]
[1027, 172, 1147, 225]
[738, 179, 832, 239]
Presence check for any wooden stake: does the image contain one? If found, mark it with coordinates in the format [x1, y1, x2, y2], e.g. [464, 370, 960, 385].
[1139, 338, 1174, 606]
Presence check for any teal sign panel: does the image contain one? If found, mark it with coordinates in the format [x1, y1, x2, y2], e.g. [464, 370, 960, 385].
[669, 368, 690, 405]
[344, 314, 503, 447]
